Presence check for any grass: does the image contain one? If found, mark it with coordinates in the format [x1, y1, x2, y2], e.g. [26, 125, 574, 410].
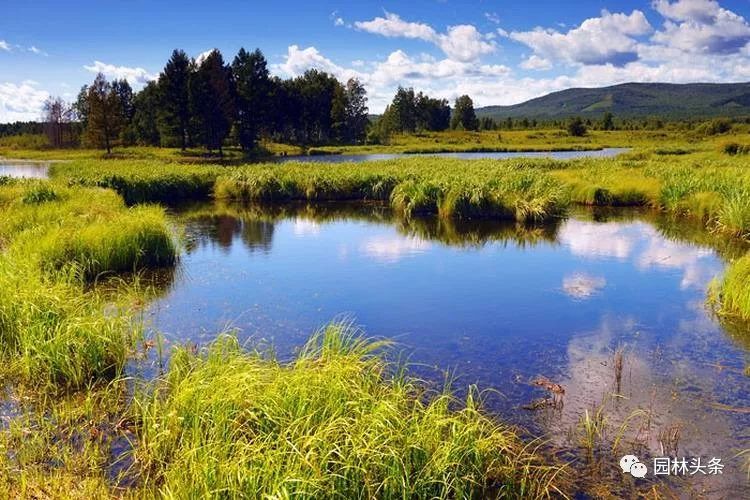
[0, 180, 177, 388]
[132, 322, 563, 498]
[710, 253, 750, 321]
[3, 129, 750, 495]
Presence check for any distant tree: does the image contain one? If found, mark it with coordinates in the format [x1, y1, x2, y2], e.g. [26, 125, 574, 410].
[567, 116, 587, 137]
[330, 83, 348, 143]
[232, 48, 270, 150]
[189, 49, 235, 154]
[416, 92, 450, 131]
[388, 87, 418, 133]
[344, 78, 368, 143]
[73, 85, 90, 127]
[479, 116, 496, 131]
[159, 49, 192, 149]
[451, 95, 478, 131]
[132, 81, 161, 145]
[504, 117, 513, 130]
[112, 79, 136, 144]
[601, 112, 615, 131]
[42, 96, 74, 147]
[85, 73, 122, 153]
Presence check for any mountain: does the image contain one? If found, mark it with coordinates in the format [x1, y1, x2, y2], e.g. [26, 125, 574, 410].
[475, 82, 750, 120]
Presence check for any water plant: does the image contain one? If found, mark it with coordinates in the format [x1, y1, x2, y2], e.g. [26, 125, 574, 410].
[132, 322, 563, 498]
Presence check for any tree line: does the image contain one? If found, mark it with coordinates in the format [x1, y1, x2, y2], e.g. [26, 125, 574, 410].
[70, 48, 370, 154]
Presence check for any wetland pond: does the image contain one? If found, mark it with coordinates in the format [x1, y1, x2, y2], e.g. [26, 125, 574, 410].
[0, 161, 49, 179]
[140, 201, 750, 496]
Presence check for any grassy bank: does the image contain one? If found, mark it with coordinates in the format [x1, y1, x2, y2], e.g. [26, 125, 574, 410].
[0, 180, 177, 388]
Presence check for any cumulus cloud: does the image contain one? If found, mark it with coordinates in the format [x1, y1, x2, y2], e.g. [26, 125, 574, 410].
[651, 0, 750, 55]
[354, 12, 496, 62]
[274, 45, 363, 82]
[0, 40, 10, 51]
[509, 10, 652, 66]
[520, 55, 552, 70]
[83, 61, 156, 86]
[0, 80, 49, 122]
[276, 3, 750, 113]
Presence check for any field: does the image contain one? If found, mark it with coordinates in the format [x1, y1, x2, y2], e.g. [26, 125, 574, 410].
[2, 128, 750, 497]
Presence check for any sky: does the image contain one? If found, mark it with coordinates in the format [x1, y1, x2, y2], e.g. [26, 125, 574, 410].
[2, 0, 750, 122]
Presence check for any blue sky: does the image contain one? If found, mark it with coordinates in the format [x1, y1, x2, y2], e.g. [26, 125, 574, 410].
[2, 0, 750, 121]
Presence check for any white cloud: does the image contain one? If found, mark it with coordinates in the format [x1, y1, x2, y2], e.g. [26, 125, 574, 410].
[275, 45, 363, 83]
[509, 10, 652, 66]
[195, 50, 214, 65]
[83, 61, 156, 86]
[520, 55, 552, 70]
[275, 2, 750, 113]
[28, 46, 47, 56]
[355, 12, 436, 41]
[0, 40, 10, 51]
[651, 0, 750, 55]
[360, 236, 430, 263]
[485, 12, 500, 25]
[0, 80, 49, 122]
[334, 17, 345, 27]
[562, 273, 607, 299]
[354, 12, 496, 62]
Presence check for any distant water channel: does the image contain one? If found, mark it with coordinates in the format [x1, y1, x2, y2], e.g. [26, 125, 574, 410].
[0, 161, 49, 179]
[273, 147, 630, 163]
[139, 201, 749, 496]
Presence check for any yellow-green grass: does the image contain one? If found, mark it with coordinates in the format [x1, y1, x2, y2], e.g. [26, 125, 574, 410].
[710, 253, 750, 321]
[133, 323, 563, 498]
[0, 180, 177, 388]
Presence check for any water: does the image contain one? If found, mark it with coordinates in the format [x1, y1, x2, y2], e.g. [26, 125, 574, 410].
[0, 161, 49, 179]
[144, 202, 749, 495]
[274, 147, 630, 163]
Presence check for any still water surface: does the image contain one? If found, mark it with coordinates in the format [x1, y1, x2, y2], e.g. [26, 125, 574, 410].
[274, 147, 629, 163]
[0, 161, 49, 179]
[143, 202, 748, 494]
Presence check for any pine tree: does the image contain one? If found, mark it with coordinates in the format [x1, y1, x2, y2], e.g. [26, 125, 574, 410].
[85, 73, 122, 154]
[451, 95, 478, 131]
[190, 49, 235, 154]
[344, 78, 368, 143]
[231, 48, 270, 150]
[159, 49, 192, 149]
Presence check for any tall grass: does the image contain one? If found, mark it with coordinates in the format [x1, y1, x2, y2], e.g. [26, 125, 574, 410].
[133, 322, 562, 498]
[710, 253, 750, 321]
[0, 181, 177, 388]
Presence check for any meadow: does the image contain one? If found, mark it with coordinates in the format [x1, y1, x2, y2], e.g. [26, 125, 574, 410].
[2, 127, 750, 497]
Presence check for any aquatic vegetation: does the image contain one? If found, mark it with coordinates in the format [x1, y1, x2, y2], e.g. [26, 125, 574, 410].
[0, 182, 176, 388]
[133, 323, 562, 498]
[710, 253, 750, 321]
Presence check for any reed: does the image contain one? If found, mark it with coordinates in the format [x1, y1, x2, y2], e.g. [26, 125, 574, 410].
[132, 322, 563, 498]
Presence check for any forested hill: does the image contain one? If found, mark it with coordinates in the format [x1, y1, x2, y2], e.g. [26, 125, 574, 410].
[476, 82, 750, 120]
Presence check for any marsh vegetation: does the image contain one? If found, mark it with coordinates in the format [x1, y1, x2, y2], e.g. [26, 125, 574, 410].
[1, 128, 749, 497]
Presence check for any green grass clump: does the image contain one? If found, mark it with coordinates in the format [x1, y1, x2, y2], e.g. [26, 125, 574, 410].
[711, 253, 750, 321]
[134, 323, 561, 498]
[35, 205, 177, 281]
[0, 181, 177, 388]
[51, 160, 221, 204]
[0, 258, 135, 388]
